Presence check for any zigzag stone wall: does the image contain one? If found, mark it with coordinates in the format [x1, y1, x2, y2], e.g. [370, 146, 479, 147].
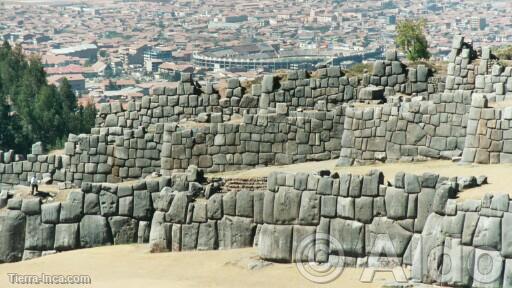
[4, 169, 511, 288]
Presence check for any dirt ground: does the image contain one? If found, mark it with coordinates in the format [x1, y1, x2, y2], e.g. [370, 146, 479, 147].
[0, 246, 403, 288]
[210, 159, 510, 200]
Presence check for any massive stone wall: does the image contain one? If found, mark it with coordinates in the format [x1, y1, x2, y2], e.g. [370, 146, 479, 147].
[338, 90, 471, 165]
[337, 35, 512, 166]
[461, 94, 512, 164]
[4, 168, 510, 288]
[0, 124, 166, 187]
[160, 108, 344, 173]
[258, 171, 512, 288]
[0, 167, 202, 262]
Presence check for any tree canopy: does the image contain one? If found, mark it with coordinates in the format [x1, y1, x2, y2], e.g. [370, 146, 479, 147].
[395, 19, 431, 61]
[0, 41, 97, 154]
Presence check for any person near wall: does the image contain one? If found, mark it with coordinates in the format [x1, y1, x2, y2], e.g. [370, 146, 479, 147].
[30, 175, 39, 195]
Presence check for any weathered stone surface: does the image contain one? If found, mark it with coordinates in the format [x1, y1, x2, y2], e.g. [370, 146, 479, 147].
[133, 190, 153, 220]
[366, 217, 412, 257]
[317, 177, 333, 195]
[291, 225, 316, 262]
[337, 197, 354, 219]
[24, 215, 54, 251]
[118, 197, 133, 217]
[21, 198, 41, 215]
[41, 203, 60, 224]
[0, 210, 26, 262]
[404, 174, 421, 193]
[218, 216, 255, 249]
[320, 196, 337, 218]
[153, 187, 174, 212]
[330, 218, 365, 257]
[298, 191, 320, 225]
[181, 223, 199, 250]
[258, 224, 293, 262]
[54, 223, 79, 251]
[273, 187, 301, 224]
[472, 249, 503, 288]
[473, 216, 501, 250]
[222, 191, 236, 216]
[207, 193, 223, 220]
[84, 193, 100, 215]
[236, 190, 254, 218]
[440, 238, 474, 287]
[462, 212, 479, 245]
[137, 221, 150, 244]
[385, 188, 408, 220]
[149, 211, 171, 252]
[79, 215, 112, 248]
[415, 188, 436, 232]
[354, 197, 373, 224]
[108, 216, 138, 245]
[166, 192, 189, 223]
[59, 191, 84, 223]
[197, 220, 217, 250]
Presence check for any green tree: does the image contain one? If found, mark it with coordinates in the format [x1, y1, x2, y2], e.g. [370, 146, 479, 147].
[0, 43, 97, 154]
[395, 19, 431, 61]
[59, 78, 77, 113]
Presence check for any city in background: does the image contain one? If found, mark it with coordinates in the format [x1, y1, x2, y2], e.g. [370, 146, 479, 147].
[0, 0, 509, 107]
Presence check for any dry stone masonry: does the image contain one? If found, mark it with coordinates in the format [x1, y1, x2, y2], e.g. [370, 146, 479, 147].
[4, 168, 511, 288]
[3, 35, 512, 287]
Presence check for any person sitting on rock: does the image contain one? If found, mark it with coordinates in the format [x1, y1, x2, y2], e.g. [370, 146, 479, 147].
[30, 175, 39, 195]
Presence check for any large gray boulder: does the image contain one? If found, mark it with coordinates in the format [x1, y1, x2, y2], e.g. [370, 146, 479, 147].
[166, 192, 188, 223]
[0, 210, 26, 263]
[54, 223, 79, 251]
[473, 216, 501, 250]
[21, 198, 41, 215]
[41, 202, 60, 224]
[415, 188, 436, 232]
[440, 237, 474, 287]
[273, 187, 301, 224]
[79, 215, 112, 248]
[109, 216, 138, 245]
[207, 193, 223, 220]
[133, 190, 153, 220]
[366, 217, 412, 257]
[197, 220, 217, 250]
[84, 193, 100, 215]
[330, 218, 365, 257]
[99, 191, 118, 216]
[261, 75, 275, 93]
[149, 211, 171, 252]
[222, 191, 236, 216]
[291, 225, 317, 262]
[118, 197, 133, 217]
[25, 215, 55, 251]
[236, 190, 254, 218]
[385, 188, 408, 220]
[60, 191, 84, 223]
[153, 187, 174, 212]
[298, 191, 320, 225]
[218, 216, 255, 249]
[258, 224, 293, 262]
[181, 223, 199, 250]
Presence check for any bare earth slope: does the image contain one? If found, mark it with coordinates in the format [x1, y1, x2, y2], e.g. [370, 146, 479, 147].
[0, 246, 398, 288]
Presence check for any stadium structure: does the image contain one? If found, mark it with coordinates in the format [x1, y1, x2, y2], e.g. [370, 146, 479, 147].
[192, 43, 384, 72]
